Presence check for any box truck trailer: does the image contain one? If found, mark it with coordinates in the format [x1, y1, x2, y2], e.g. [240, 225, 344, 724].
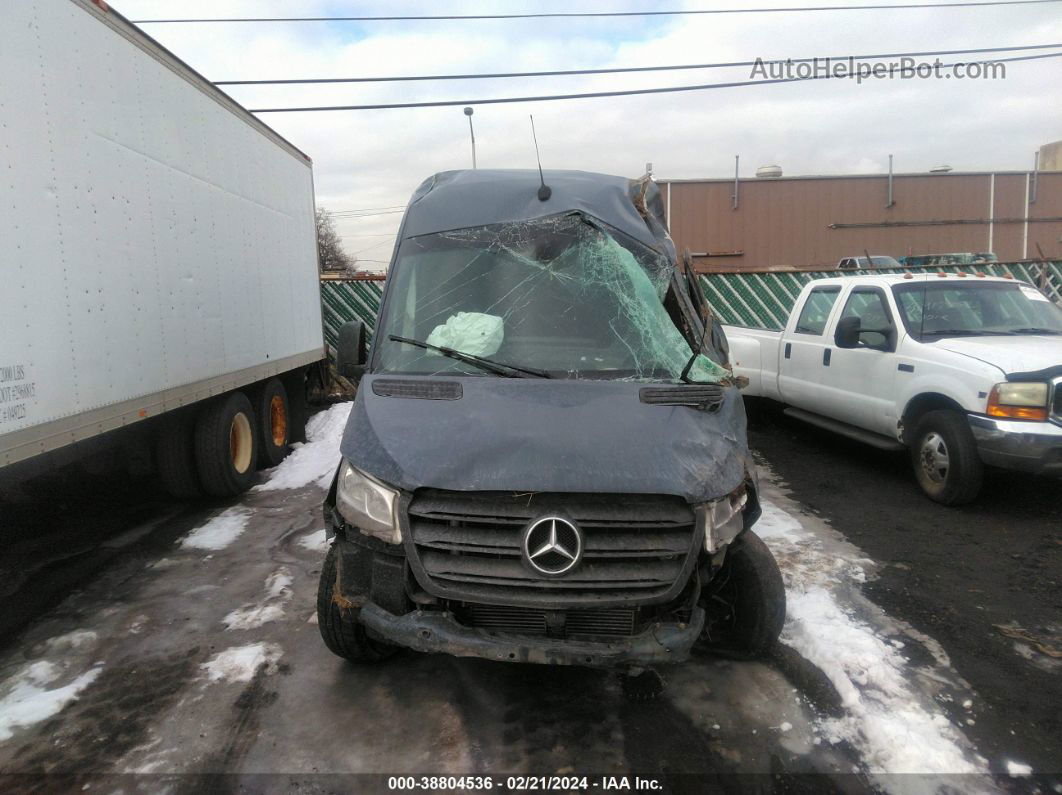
[0, 0, 326, 496]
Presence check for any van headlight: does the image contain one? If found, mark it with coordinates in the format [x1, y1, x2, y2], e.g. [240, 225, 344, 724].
[335, 461, 401, 544]
[701, 486, 748, 553]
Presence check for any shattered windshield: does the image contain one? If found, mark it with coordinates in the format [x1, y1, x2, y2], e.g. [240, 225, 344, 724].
[373, 214, 728, 381]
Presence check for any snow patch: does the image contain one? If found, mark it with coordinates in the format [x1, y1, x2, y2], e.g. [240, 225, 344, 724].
[0, 661, 102, 741]
[180, 508, 250, 551]
[1005, 761, 1033, 776]
[265, 569, 293, 600]
[200, 643, 282, 683]
[757, 497, 984, 776]
[222, 568, 293, 630]
[222, 605, 286, 631]
[297, 528, 328, 551]
[42, 630, 98, 653]
[256, 402, 352, 492]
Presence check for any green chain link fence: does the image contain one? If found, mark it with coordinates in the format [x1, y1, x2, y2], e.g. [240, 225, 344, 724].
[320, 280, 385, 356]
[698, 261, 1062, 330]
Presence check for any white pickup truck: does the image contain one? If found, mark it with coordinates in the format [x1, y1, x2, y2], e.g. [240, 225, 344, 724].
[724, 273, 1062, 504]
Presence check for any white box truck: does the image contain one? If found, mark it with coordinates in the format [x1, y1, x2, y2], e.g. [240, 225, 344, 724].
[0, 0, 326, 496]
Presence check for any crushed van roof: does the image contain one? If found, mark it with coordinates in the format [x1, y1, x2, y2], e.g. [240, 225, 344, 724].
[400, 169, 670, 253]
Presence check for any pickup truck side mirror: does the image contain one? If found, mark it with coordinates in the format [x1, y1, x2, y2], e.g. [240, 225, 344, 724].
[836, 316, 897, 351]
[336, 320, 368, 379]
[835, 316, 861, 348]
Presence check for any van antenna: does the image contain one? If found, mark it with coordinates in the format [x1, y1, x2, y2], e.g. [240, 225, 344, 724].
[530, 115, 551, 201]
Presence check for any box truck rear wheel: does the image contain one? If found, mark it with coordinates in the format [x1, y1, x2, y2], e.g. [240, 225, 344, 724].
[156, 410, 202, 499]
[254, 378, 291, 468]
[195, 391, 258, 496]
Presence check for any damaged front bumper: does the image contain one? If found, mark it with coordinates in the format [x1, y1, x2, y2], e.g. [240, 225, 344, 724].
[358, 601, 705, 668]
[968, 415, 1062, 475]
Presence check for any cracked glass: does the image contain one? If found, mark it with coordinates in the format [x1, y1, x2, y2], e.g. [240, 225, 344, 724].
[373, 213, 729, 382]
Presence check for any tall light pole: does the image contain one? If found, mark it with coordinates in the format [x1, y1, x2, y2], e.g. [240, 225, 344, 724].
[463, 106, 476, 169]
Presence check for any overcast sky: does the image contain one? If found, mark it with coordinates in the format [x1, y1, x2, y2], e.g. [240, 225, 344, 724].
[119, 0, 1062, 270]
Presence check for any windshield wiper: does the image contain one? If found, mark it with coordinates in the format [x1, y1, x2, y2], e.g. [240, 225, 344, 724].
[1008, 327, 1062, 335]
[923, 329, 1016, 337]
[388, 335, 552, 378]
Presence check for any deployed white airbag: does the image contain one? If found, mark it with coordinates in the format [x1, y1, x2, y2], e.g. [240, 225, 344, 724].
[426, 312, 504, 357]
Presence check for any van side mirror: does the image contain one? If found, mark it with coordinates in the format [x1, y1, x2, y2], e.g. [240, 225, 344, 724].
[835, 316, 861, 348]
[336, 320, 368, 378]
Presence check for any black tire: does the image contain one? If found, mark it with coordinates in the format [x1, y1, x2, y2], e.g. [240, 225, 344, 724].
[156, 410, 202, 499]
[253, 378, 291, 469]
[194, 391, 258, 496]
[317, 543, 396, 663]
[698, 530, 786, 659]
[909, 409, 984, 505]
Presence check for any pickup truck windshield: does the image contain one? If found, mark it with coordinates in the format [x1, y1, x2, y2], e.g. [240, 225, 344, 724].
[892, 281, 1062, 339]
[373, 214, 728, 381]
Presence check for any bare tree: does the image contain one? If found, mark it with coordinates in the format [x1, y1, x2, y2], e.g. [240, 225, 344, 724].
[316, 207, 355, 272]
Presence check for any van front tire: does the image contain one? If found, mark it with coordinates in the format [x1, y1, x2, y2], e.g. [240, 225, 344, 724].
[317, 543, 396, 663]
[699, 530, 786, 660]
[910, 409, 983, 505]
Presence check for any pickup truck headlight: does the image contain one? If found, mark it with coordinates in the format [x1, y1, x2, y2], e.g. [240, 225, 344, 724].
[987, 382, 1048, 421]
[702, 487, 748, 553]
[335, 461, 401, 544]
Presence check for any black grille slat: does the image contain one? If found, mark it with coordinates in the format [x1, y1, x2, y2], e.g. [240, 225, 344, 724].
[420, 551, 681, 585]
[411, 521, 690, 558]
[457, 605, 638, 637]
[407, 490, 697, 607]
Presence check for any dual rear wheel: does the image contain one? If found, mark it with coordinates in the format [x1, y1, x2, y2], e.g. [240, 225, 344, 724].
[155, 377, 294, 498]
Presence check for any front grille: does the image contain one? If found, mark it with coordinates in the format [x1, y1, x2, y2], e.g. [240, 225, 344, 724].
[406, 490, 698, 607]
[1052, 377, 1062, 422]
[455, 604, 638, 638]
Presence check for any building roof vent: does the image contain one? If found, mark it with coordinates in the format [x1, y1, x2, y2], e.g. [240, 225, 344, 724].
[755, 164, 783, 179]
[929, 164, 953, 173]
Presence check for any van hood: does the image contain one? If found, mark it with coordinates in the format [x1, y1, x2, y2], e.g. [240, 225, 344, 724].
[933, 336, 1062, 377]
[339, 375, 750, 504]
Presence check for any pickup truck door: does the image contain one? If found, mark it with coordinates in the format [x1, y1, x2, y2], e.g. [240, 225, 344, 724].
[777, 285, 844, 411]
[817, 286, 899, 435]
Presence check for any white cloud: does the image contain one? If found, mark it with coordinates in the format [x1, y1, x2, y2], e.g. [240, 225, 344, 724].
[117, 0, 1062, 269]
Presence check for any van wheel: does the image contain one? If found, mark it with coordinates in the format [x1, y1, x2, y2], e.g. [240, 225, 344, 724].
[910, 410, 983, 505]
[195, 391, 257, 496]
[156, 410, 202, 498]
[254, 378, 291, 468]
[317, 544, 396, 663]
[698, 530, 785, 660]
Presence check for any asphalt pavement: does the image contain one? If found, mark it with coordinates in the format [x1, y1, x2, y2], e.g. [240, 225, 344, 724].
[746, 398, 1061, 777]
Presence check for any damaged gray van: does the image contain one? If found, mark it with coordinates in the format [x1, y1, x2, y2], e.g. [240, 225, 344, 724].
[318, 169, 785, 668]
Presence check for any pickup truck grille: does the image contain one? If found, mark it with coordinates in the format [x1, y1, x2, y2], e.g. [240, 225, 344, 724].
[406, 490, 698, 607]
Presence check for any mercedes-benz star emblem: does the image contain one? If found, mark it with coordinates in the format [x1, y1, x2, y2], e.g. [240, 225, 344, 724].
[522, 516, 582, 576]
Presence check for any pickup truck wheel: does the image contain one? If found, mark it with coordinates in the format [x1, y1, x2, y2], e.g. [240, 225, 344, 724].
[156, 410, 202, 499]
[910, 410, 983, 505]
[253, 378, 291, 469]
[697, 530, 786, 660]
[194, 391, 258, 496]
[317, 543, 397, 663]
